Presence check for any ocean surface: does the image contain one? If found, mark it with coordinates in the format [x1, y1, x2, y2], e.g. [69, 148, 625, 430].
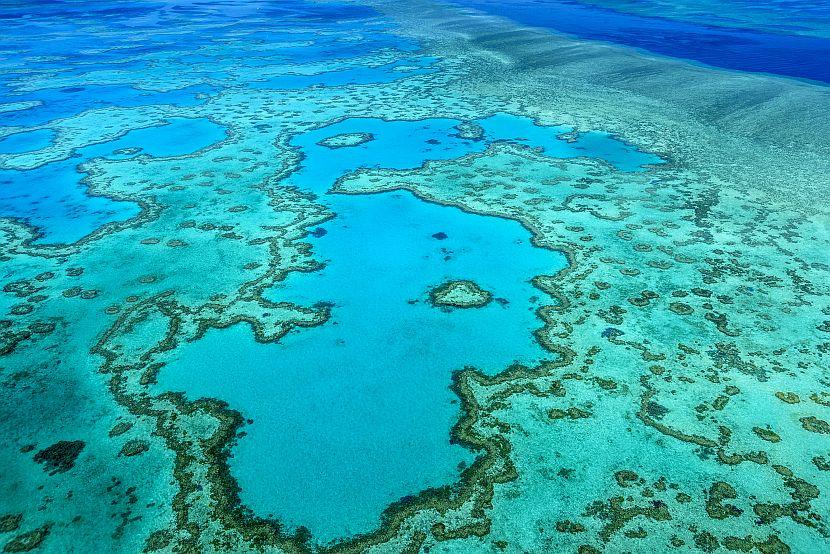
[1, 0, 828, 552]
[455, 0, 830, 83]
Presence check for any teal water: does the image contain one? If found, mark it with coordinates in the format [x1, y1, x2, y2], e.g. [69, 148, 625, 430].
[290, 113, 660, 194]
[3, 0, 826, 551]
[0, 117, 225, 244]
[162, 190, 562, 540]
[0, 129, 55, 155]
[157, 113, 657, 541]
[248, 57, 438, 89]
[84, 117, 227, 159]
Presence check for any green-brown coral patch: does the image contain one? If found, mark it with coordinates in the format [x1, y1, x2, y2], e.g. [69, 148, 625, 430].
[428, 279, 492, 309]
[32, 440, 84, 475]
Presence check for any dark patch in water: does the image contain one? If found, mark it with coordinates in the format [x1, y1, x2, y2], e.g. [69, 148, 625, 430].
[33, 440, 85, 475]
[432, 231, 448, 240]
[646, 401, 669, 420]
[602, 327, 624, 338]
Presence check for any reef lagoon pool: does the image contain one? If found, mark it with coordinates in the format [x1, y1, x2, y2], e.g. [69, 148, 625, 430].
[157, 112, 658, 540]
[1, 0, 829, 552]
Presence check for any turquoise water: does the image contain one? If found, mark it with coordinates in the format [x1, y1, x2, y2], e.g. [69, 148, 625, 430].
[248, 57, 438, 89]
[0, 129, 55, 155]
[156, 113, 657, 540]
[0, 161, 139, 245]
[0, 84, 216, 128]
[85, 117, 227, 159]
[2, 0, 828, 551]
[290, 114, 660, 194]
[0, 117, 225, 244]
[160, 190, 562, 540]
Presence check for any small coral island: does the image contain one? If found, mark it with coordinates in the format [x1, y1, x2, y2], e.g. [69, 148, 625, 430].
[316, 132, 374, 149]
[428, 279, 492, 309]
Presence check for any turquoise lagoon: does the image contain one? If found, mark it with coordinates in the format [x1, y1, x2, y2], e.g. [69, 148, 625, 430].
[0, 129, 55, 155]
[0, 117, 225, 244]
[160, 193, 558, 540]
[157, 113, 659, 540]
[1, 0, 829, 552]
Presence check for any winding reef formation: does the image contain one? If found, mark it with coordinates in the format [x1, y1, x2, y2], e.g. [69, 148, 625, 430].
[0, 0, 828, 552]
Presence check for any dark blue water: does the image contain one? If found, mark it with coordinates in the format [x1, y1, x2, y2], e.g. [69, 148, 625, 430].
[454, 0, 830, 84]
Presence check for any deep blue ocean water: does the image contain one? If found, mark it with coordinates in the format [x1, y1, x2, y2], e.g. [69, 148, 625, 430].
[454, 0, 830, 84]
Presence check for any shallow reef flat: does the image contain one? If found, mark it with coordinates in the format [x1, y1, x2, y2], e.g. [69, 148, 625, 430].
[0, 0, 828, 552]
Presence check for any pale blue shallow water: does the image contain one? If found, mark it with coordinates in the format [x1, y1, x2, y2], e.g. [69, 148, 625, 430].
[0, 129, 55, 155]
[157, 112, 658, 540]
[0, 117, 225, 244]
[290, 113, 661, 196]
[248, 57, 439, 89]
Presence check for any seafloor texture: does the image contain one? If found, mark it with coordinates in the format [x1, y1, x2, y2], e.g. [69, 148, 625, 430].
[0, 0, 829, 552]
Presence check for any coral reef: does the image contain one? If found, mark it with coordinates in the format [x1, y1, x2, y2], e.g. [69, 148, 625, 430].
[428, 279, 492, 308]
